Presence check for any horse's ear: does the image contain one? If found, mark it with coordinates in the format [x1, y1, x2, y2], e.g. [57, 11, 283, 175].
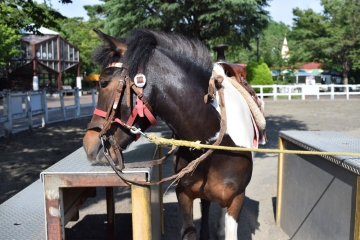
[93, 29, 127, 57]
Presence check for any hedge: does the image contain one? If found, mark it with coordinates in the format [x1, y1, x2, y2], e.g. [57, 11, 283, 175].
[246, 57, 274, 93]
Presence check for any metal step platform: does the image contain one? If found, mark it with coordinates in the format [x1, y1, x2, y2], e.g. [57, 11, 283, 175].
[0, 133, 162, 240]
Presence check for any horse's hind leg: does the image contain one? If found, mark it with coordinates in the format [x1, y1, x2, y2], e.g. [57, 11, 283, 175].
[177, 189, 197, 240]
[217, 191, 246, 240]
[200, 199, 211, 240]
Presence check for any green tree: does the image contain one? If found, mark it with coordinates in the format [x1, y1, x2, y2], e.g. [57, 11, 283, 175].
[56, 16, 104, 85]
[209, 21, 291, 67]
[0, 4, 21, 65]
[95, 0, 270, 45]
[290, 0, 360, 85]
[0, 0, 72, 65]
[0, 0, 68, 34]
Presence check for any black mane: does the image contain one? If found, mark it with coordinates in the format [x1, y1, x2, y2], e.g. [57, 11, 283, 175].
[93, 29, 213, 78]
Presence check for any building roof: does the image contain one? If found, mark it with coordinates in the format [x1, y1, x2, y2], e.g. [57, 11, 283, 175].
[300, 62, 322, 70]
[19, 25, 59, 35]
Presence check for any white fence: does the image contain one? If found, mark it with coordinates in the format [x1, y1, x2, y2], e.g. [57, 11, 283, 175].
[0, 88, 97, 138]
[252, 84, 360, 100]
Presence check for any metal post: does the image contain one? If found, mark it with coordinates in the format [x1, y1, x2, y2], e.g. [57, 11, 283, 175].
[256, 35, 260, 62]
[158, 145, 164, 235]
[276, 137, 285, 227]
[354, 176, 360, 240]
[131, 184, 152, 240]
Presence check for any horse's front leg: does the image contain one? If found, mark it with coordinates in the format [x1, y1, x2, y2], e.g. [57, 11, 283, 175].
[176, 188, 196, 240]
[217, 191, 246, 240]
[200, 198, 211, 240]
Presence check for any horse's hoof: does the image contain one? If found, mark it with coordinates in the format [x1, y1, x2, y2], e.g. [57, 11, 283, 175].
[181, 226, 197, 240]
[216, 231, 226, 240]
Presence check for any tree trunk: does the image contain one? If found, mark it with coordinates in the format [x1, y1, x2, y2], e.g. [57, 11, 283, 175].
[342, 58, 350, 92]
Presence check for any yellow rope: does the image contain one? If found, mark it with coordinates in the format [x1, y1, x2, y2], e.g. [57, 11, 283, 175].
[147, 133, 360, 157]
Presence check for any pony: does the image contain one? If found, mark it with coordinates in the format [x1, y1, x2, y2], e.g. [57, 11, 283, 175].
[83, 28, 265, 239]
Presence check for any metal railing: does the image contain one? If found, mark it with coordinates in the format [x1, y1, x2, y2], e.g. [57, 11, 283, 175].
[252, 84, 360, 100]
[0, 88, 97, 138]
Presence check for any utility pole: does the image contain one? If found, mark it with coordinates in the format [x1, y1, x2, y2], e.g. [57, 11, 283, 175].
[256, 34, 260, 62]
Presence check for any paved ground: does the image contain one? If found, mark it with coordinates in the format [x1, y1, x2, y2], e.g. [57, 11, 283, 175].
[66, 98, 360, 240]
[1, 97, 360, 239]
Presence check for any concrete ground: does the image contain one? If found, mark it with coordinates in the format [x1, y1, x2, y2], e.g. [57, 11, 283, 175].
[62, 98, 360, 240]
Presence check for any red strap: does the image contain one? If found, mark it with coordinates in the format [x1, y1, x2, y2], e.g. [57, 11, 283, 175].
[94, 108, 126, 126]
[137, 89, 144, 117]
[127, 90, 157, 127]
[94, 108, 107, 118]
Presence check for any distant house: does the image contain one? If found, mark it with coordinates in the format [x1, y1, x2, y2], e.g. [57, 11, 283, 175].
[299, 62, 323, 74]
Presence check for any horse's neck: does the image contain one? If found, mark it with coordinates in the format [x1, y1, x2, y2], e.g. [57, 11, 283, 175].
[150, 63, 254, 149]
[151, 66, 220, 143]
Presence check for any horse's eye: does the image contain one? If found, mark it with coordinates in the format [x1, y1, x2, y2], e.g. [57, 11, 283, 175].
[100, 80, 110, 88]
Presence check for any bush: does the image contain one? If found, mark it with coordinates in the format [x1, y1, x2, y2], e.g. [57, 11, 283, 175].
[246, 57, 274, 93]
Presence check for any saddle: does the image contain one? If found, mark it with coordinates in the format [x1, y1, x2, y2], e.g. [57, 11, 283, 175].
[206, 61, 267, 144]
[217, 61, 259, 106]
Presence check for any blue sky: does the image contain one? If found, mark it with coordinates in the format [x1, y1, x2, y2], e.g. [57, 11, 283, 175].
[50, 0, 323, 26]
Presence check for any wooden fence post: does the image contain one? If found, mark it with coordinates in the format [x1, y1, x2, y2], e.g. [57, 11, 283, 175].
[273, 84, 277, 100]
[42, 89, 48, 126]
[60, 90, 66, 121]
[74, 88, 80, 118]
[26, 91, 33, 132]
[91, 89, 96, 111]
[330, 84, 334, 100]
[3, 90, 12, 138]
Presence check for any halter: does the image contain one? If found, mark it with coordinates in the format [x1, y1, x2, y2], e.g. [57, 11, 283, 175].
[87, 63, 157, 172]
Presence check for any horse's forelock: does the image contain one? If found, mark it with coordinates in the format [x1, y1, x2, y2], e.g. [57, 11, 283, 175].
[124, 29, 158, 78]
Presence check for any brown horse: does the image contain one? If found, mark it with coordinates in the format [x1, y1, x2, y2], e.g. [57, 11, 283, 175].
[83, 29, 263, 239]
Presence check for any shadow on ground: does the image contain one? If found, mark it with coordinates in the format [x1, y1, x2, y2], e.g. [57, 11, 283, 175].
[257, 115, 308, 158]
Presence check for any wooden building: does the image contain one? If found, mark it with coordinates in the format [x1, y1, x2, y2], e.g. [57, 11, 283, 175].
[7, 26, 80, 91]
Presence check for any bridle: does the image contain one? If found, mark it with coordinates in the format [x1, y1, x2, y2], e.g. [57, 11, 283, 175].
[87, 63, 157, 177]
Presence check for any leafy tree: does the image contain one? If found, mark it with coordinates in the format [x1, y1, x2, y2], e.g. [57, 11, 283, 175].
[0, 0, 73, 65]
[56, 16, 104, 85]
[246, 57, 274, 91]
[0, 0, 68, 34]
[209, 21, 291, 68]
[290, 0, 360, 85]
[0, 4, 21, 65]
[95, 0, 270, 46]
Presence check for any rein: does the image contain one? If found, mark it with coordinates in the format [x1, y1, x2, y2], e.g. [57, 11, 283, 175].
[88, 63, 228, 187]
